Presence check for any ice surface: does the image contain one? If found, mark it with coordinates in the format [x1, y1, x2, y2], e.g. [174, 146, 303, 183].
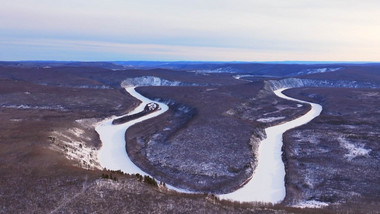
[96, 87, 193, 193]
[96, 87, 169, 174]
[218, 88, 322, 203]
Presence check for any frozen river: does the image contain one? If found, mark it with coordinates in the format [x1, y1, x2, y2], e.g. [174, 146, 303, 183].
[96, 87, 169, 175]
[96, 86, 322, 203]
[219, 88, 322, 203]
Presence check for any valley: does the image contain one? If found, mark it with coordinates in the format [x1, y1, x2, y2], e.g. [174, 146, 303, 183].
[0, 61, 379, 213]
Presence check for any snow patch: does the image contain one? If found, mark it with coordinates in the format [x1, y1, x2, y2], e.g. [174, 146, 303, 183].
[257, 116, 285, 123]
[363, 92, 380, 97]
[191, 66, 238, 73]
[299, 67, 341, 75]
[71, 128, 85, 138]
[293, 200, 329, 208]
[225, 109, 235, 116]
[338, 137, 371, 160]
[233, 74, 255, 80]
[9, 119, 22, 122]
[266, 78, 379, 91]
[95, 179, 122, 191]
[75, 85, 110, 89]
[122, 76, 185, 87]
[36, 83, 110, 89]
[1, 104, 67, 111]
[75, 118, 99, 128]
[49, 121, 101, 170]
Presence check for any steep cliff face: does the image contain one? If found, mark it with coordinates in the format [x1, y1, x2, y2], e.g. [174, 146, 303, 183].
[265, 78, 379, 91]
[121, 76, 199, 87]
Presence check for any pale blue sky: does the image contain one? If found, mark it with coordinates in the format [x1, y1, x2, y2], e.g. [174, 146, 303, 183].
[1, 0, 379, 61]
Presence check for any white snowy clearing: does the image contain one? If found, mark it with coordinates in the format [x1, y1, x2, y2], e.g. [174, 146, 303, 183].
[338, 136, 371, 161]
[50, 119, 102, 170]
[257, 116, 285, 123]
[293, 200, 329, 208]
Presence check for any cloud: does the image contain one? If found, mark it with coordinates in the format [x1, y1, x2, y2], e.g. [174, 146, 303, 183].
[1, 38, 378, 61]
[0, 0, 379, 61]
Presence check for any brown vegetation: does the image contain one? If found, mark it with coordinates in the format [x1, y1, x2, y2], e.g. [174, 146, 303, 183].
[1, 62, 379, 213]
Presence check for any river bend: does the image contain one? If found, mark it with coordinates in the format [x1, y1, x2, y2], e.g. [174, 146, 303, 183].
[96, 87, 322, 203]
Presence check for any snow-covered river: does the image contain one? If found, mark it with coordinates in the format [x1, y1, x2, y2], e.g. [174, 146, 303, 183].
[96, 87, 169, 175]
[219, 88, 322, 203]
[96, 86, 322, 204]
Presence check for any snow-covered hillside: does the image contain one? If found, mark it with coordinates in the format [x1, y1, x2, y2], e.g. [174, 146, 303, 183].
[297, 67, 341, 75]
[265, 78, 379, 91]
[190, 66, 239, 73]
[121, 76, 198, 87]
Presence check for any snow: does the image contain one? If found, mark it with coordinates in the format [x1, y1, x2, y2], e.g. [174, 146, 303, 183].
[191, 67, 237, 73]
[293, 200, 329, 208]
[218, 88, 322, 203]
[1, 104, 67, 111]
[257, 116, 285, 123]
[266, 77, 378, 91]
[71, 128, 85, 138]
[9, 118, 22, 122]
[302, 67, 341, 75]
[75, 118, 98, 128]
[233, 75, 253, 80]
[233, 74, 275, 81]
[95, 179, 123, 190]
[121, 76, 182, 87]
[225, 109, 235, 116]
[50, 130, 101, 170]
[338, 137, 371, 160]
[76, 85, 110, 89]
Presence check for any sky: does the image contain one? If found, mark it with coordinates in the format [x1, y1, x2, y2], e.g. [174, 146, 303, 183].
[0, 0, 379, 61]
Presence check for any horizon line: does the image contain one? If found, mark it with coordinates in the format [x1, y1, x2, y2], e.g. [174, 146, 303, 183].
[1, 60, 380, 65]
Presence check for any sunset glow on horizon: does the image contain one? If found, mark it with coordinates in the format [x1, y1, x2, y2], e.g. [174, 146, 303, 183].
[1, 0, 379, 61]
